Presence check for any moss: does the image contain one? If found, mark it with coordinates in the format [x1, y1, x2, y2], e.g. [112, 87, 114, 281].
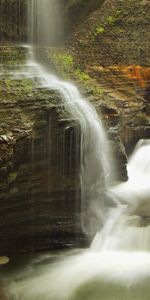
[53, 53, 73, 68]
[106, 10, 122, 25]
[46, 50, 74, 79]
[74, 70, 104, 97]
[75, 69, 91, 82]
[106, 15, 116, 25]
[94, 26, 105, 37]
[1, 78, 35, 96]
[8, 172, 17, 183]
[93, 9, 123, 39]
[44, 48, 105, 101]
[0, 47, 27, 65]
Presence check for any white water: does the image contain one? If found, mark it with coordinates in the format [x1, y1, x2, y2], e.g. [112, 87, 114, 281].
[3, 251, 150, 300]
[109, 139, 150, 216]
[20, 51, 110, 237]
[29, 0, 64, 46]
[4, 139, 150, 300]
[92, 140, 150, 251]
[24, 0, 113, 237]
[2, 0, 150, 299]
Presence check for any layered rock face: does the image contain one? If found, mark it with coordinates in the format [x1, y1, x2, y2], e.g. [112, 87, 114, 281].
[88, 65, 150, 155]
[33, 0, 149, 174]
[0, 47, 85, 255]
[63, 0, 150, 159]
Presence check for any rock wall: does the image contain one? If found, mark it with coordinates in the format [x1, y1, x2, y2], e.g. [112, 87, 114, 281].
[0, 0, 27, 44]
[68, 0, 150, 66]
[64, 0, 150, 158]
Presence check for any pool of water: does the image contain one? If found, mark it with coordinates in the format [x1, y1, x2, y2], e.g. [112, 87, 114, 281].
[1, 249, 150, 300]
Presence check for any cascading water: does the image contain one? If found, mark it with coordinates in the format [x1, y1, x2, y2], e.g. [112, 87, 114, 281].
[29, 0, 64, 46]
[1, 1, 150, 300]
[3, 139, 150, 300]
[26, 0, 112, 237]
[92, 140, 150, 251]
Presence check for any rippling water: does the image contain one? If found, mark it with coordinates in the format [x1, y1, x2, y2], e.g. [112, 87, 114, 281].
[0, 249, 150, 300]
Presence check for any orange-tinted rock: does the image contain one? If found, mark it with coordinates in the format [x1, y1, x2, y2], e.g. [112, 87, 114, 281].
[118, 66, 150, 89]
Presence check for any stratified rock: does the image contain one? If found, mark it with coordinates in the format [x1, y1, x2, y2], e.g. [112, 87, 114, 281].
[63, 0, 150, 163]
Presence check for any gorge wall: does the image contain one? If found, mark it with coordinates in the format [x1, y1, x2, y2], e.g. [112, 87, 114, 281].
[50, 0, 150, 158]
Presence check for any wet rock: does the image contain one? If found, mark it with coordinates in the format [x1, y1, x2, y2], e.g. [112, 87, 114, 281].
[0, 0, 27, 45]
[0, 256, 9, 265]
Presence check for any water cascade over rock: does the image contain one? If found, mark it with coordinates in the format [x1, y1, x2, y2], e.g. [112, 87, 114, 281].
[4, 140, 150, 300]
[28, 0, 64, 46]
[27, 0, 112, 237]
[0, 1, 150, 299]
[92, 140, 150, 251]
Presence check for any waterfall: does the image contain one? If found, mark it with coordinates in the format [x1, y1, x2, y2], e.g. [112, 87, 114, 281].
[4, 140, 150, 300]
[26, 0, 112, 237]
[17, 0, 150, 251]
[28, 0, 64, 46]
[1, 1, 150, 299]
[92, 139, 150, 251]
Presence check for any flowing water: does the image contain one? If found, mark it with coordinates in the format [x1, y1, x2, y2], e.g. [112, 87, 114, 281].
[1, 140, 150, 300]
[0, 0, 150, 299]
[28, 0, 64, 46]
[92, 140, 150, 252]
[23, 0, 113, 236]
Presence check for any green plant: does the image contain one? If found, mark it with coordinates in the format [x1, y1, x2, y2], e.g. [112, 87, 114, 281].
[106, 10, 122, 26]
[63, 54, 74, 67]
[53, 53, 73, 68]
[95, 26, 105, 36]
[93, 86, 104, 97]
[75, 69, 90, 82]
[106, 15, 116, 25]
[51, 52, 74, 79]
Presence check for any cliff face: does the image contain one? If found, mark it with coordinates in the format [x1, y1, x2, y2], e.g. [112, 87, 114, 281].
[61, 0, 150, 157]
[67, 0, 150, 66]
